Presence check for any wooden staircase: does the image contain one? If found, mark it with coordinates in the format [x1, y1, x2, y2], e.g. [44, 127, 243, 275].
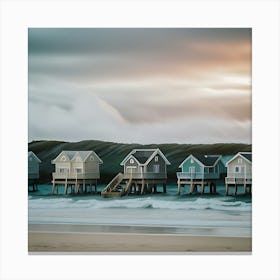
[101, 173, 126, 198]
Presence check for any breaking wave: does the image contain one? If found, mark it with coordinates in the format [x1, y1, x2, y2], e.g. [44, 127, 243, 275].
[28, 196, 251, 212]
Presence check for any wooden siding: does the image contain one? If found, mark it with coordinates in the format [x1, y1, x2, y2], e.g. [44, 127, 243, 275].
[28, 153, 40, 179]
[53, 158, 101, 180]
[181, 157, 203, 173]
[124, 157, 141, 175]
[123, 154, 167, 179]
[28, 161, 40, 179]
[227, 155, 252, 179]
[178, 156, 222, 180]
[146, 154, 166, 174]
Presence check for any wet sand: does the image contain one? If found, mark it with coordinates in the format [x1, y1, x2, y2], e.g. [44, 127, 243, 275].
[28, 231, 251, 253]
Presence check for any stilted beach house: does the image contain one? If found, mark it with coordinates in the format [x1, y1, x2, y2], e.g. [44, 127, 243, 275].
[51, 150, 103, 194]
[28, 151, 41, 191]
[101, 148, 171, 197]
[225, 152, 252, 195]
[177, 154, 223, 194]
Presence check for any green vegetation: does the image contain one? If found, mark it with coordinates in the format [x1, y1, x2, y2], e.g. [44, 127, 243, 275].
[28, 140, 252, 183]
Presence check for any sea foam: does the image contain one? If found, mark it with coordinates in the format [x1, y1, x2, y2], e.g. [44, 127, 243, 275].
[28, 196, 251, 212]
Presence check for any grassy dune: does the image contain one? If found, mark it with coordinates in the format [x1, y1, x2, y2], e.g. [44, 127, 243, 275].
[28, 140, 252, 183]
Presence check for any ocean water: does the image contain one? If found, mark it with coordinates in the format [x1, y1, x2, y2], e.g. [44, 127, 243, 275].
[28, 184, 252, 237]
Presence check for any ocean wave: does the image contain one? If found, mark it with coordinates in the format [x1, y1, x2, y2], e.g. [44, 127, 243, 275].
[28, 197, 251, 212]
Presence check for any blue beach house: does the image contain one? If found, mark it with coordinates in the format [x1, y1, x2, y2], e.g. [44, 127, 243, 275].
[177, 154, 223, 194]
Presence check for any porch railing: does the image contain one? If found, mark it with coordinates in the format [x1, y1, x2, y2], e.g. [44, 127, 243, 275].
[123, 172, 167, 179]
[52, 172, 100, 180]
[176, 172, 220, 180]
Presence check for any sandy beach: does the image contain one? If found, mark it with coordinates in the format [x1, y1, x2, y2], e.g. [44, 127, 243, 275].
[28, 231, 251, 253]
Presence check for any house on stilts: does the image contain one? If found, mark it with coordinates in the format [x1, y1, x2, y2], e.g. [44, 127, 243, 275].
[28, 151, 41, 191]
[51, 150, 103, 195]
[177, 154, 223, 195]
[225, 152, 252, 195]
[101, 148, 171, 198]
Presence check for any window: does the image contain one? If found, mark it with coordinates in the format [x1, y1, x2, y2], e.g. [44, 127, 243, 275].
[90, 156, 94, 161]
[190, 158, 194, 163]
[76, 168, 82, 173]
[130, 159, 134, 164]
[61, 156, 66, 161]
[153, 165, 160, 173]
[235, 166, 240, 173]
[59, 168, 65, 173]
[155, 156, 158, 162]
[238, 158, 242, 164]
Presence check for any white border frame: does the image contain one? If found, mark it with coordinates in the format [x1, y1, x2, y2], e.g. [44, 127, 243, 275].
[1, 1, 280, 280]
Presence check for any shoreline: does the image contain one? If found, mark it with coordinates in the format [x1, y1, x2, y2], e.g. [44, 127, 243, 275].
[28, 223, 251, 238]
[28, 231, 251, 253]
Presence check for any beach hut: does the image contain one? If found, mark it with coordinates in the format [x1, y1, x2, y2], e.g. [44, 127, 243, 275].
[225, 152, 252, 195]
[28, 151, 41, 191]
[51, 150, 103, 194]
[101, 148, 170, 197]
[177, 154, 223, 194]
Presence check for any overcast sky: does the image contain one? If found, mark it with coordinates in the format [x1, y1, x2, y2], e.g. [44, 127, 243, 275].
[28, 28, 251, 144]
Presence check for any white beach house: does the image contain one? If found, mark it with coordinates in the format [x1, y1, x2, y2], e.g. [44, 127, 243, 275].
[225, 152, 252, 195]
[51, 150, 103, 194]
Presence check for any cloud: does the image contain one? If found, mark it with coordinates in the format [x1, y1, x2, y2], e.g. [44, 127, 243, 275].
[28, 28, 252, 144]
[28, 28, 251, 83]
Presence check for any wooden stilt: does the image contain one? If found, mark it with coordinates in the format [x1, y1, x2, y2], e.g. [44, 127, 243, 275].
[190, 183, 194, 194]
[147, 184, 151, 193]
[243, 183, 247, 194]
[163, 183, 166, 193]
[83, 180, 86, 193]
[177, 182, 181, 195]
[64, 181, 67, 195]
[52, 181, 55, 194]
[234, 184, 237, 196]
[201, 182, 205, 194]
[141, 181, 145, 194]
[225, 184, 229, 196]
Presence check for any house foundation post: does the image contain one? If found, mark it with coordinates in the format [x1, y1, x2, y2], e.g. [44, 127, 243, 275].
[163, 182, 167, 193]
[177, 182, 181, 195]
[190, 183, 194, 194]
[141, 180, 145, 194]
[83, 180, 86, 193]
[234, 184, 237, 196]
[201, 182, 205, 194]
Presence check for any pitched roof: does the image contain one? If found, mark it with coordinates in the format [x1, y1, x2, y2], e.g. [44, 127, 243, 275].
[72, 151, 93, 161]
[225, 152, 252, 166]
[28, 151, 41, 163]
[195, 155, 221, 166]
[120, 148, 171, 166]
[133, 150, 155, 164]
[179, 154, 221, 168]
[52, 150, 103, 164]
